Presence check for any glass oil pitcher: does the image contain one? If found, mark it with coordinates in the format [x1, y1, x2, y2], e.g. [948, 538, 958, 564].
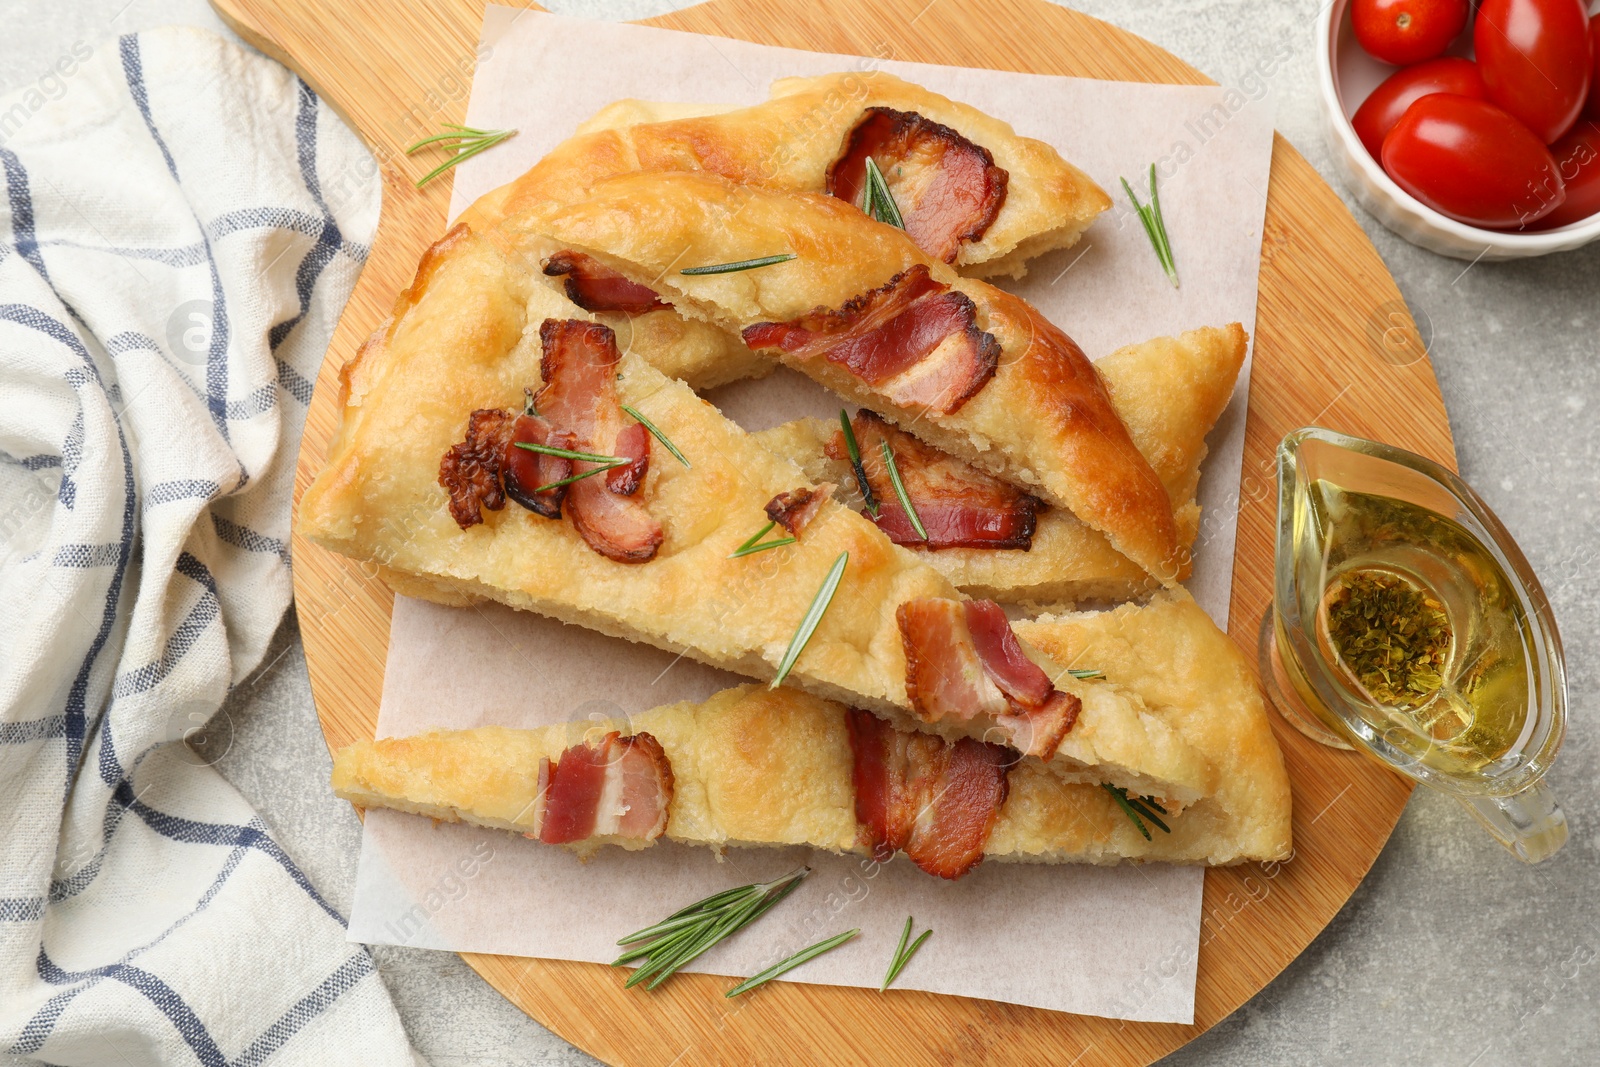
[1260, 427, 1568, 863]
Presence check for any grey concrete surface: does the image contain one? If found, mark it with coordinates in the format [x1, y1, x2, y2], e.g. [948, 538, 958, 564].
[10, 0, 1599, 1064]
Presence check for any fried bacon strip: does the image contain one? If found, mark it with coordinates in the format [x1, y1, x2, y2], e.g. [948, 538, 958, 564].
[847, 709, 1011, 880]
[440, 408, 514, 528]
[533, 320, 662, 562]
[898, 598, 1081, 760]
[543, 249, 669, 315]
[742, 266, 999, 415]
[763, 484, 833, 537]
[537, 731, 675, 845]
[827, 410, 1041, 550]
[826, 107, 1009, 264]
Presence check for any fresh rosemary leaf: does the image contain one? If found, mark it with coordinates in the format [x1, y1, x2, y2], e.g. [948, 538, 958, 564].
[1102, 783, 1152, 841]
[530, 461, 627, 495]
[725, 928, 860, 997]
[838, 409, 879, 517]
[770, 551, 848, 689]
[863, 157, 905, 229]
[879, 440, 927, 541]
[880, 916, 933, 991]
[613, 867, 810, 990]
[406, 124, 517, 189]
[622, 404, 689, 467]
[679, 253, 796, 275]
[1068, 668, 1104, 680]
[729, 521, 797, 559]
[513, 441, 628, 465]
[1126, 796, 1171, 834]
[1102, 784, 1173, 840]
[1120, 164, 1179, 288]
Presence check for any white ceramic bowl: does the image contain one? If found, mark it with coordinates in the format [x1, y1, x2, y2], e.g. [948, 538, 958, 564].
[1316, 0, 1600, 261]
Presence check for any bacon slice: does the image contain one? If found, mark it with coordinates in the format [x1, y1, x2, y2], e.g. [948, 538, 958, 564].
[538, 731, 674, 845]
[826, 411, 1040, 550]
[763, 484, 832, 536]
[898, 597, 1081, 759]
[503, 413, 574, 519]
[847, 709, 1010, 880]
[440, 408, 514, 529]
[543, 249, 668, 315]
[534, 320, 663, 562]
[742, 266, 998, 415]
[826, 107, 1009, 264]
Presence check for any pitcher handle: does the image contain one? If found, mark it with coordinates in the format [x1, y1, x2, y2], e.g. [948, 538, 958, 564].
[1458, 781, 1568, 864]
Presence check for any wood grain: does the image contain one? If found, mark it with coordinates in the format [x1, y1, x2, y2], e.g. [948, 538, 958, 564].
[207, 0, 1450, 1062]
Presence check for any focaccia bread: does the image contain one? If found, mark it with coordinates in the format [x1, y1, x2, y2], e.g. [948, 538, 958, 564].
[298, 224, 1213, 803]
[494, 171, 1182, 583]
[463, 71, 1110, 278]
[757, 324, 1247, 607]
[332, 589, 1292, 870]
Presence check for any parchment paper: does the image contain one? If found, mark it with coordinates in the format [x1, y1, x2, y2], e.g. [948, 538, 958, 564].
[345, 9, 1277, 1023]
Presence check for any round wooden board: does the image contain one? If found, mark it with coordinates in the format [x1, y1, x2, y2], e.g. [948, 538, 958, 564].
[210, 0, 1451, 1062]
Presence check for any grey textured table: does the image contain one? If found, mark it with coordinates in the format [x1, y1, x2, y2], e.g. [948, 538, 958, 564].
[12, 1, 1597, 1063]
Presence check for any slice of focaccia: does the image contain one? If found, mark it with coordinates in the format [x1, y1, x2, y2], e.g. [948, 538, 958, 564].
[756, 324, 1247, 606]
[493, 171, 1182, 583]
[463, 71, 1110, 278]
[298, 224, 1214, 803]
[331, 590, 1292, 877]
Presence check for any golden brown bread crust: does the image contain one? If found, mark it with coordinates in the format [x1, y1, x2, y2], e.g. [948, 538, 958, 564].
[494, 170, 1181, 582]
[462, 71, 1110, 277]
[757, 324, 1247, 607]
[298, 224, 1213, 801]
[331, 590, 1290, 866]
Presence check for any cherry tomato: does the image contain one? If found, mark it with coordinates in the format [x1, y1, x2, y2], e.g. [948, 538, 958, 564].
[1352, 58, 1488, 159]
[1474, 0, 1593, 143]
[1586, 14, 1600, 120]
[1381, 94, 1565, 227]
[1533, 119, 1600, 227]
[1354, 0, 1470, 65]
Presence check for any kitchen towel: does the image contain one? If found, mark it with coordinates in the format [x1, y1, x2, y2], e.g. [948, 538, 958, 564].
[0, 27, 415, 1066]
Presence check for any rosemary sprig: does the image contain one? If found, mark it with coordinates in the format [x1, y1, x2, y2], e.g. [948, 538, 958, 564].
[879, 440, 927, 542]
[1101, 783, 1172, 841]
[771, 551, 848, 689]
[862, 157, 905, 229]
[881, 916, 933, 991]
[621, 404, 689, 467]
[838, 410, 879, 517]
[529, 462, 627, 495]
[729, 520, 797, 559]
[679, 253, 796, 276]
[405, 124, 518, 189]
[1068, 668, 1104, 680]
[1120, 164, 1179, 288]
[513, 441, 629, 465]
[613, 866, 811, 990]
[726, 928, 859, 997]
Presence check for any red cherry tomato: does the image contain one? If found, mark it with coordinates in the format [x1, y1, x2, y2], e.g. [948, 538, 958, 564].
[1354, 0, 1470, 65]
[1474, 0, 1593, 143]
[1534, 119, 1600, 227]
[1352, 58, 1488, 159]
[1381, 94, 1565, 227]
[1586, 14, 1600, 120]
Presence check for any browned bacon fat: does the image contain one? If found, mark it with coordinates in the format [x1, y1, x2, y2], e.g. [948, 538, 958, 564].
[827, 410, 1040, 549]
[533, 319, 662, 562]
[898, 598, 1081, 760]
[826, 107, 1009, 264]
[543, 249, 668, 315]
[847, 709, 1010, 880]
[536, 731, 675, 845]
[763, 484, 833, 537]
[440, 408, 514, 528]
[741, 266, 999, 415]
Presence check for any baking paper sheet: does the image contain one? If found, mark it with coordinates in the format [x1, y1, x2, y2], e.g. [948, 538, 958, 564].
[345, 9, 1277, 1023]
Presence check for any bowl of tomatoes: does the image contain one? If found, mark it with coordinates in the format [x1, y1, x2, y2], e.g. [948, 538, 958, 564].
[1318, 0, 1600, 259]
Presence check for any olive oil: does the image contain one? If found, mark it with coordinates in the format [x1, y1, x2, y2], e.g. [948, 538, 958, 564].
[1300, 480, 1533, 777]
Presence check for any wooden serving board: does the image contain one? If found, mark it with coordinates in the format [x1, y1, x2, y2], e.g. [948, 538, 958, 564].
[211, 0, 1451, 1062]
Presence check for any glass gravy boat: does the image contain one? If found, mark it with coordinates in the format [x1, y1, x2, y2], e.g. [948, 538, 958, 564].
[1260, 427, 1568, 863]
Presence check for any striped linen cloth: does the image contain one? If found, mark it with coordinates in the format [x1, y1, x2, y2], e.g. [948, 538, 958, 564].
[0, 27, 418, 1065]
